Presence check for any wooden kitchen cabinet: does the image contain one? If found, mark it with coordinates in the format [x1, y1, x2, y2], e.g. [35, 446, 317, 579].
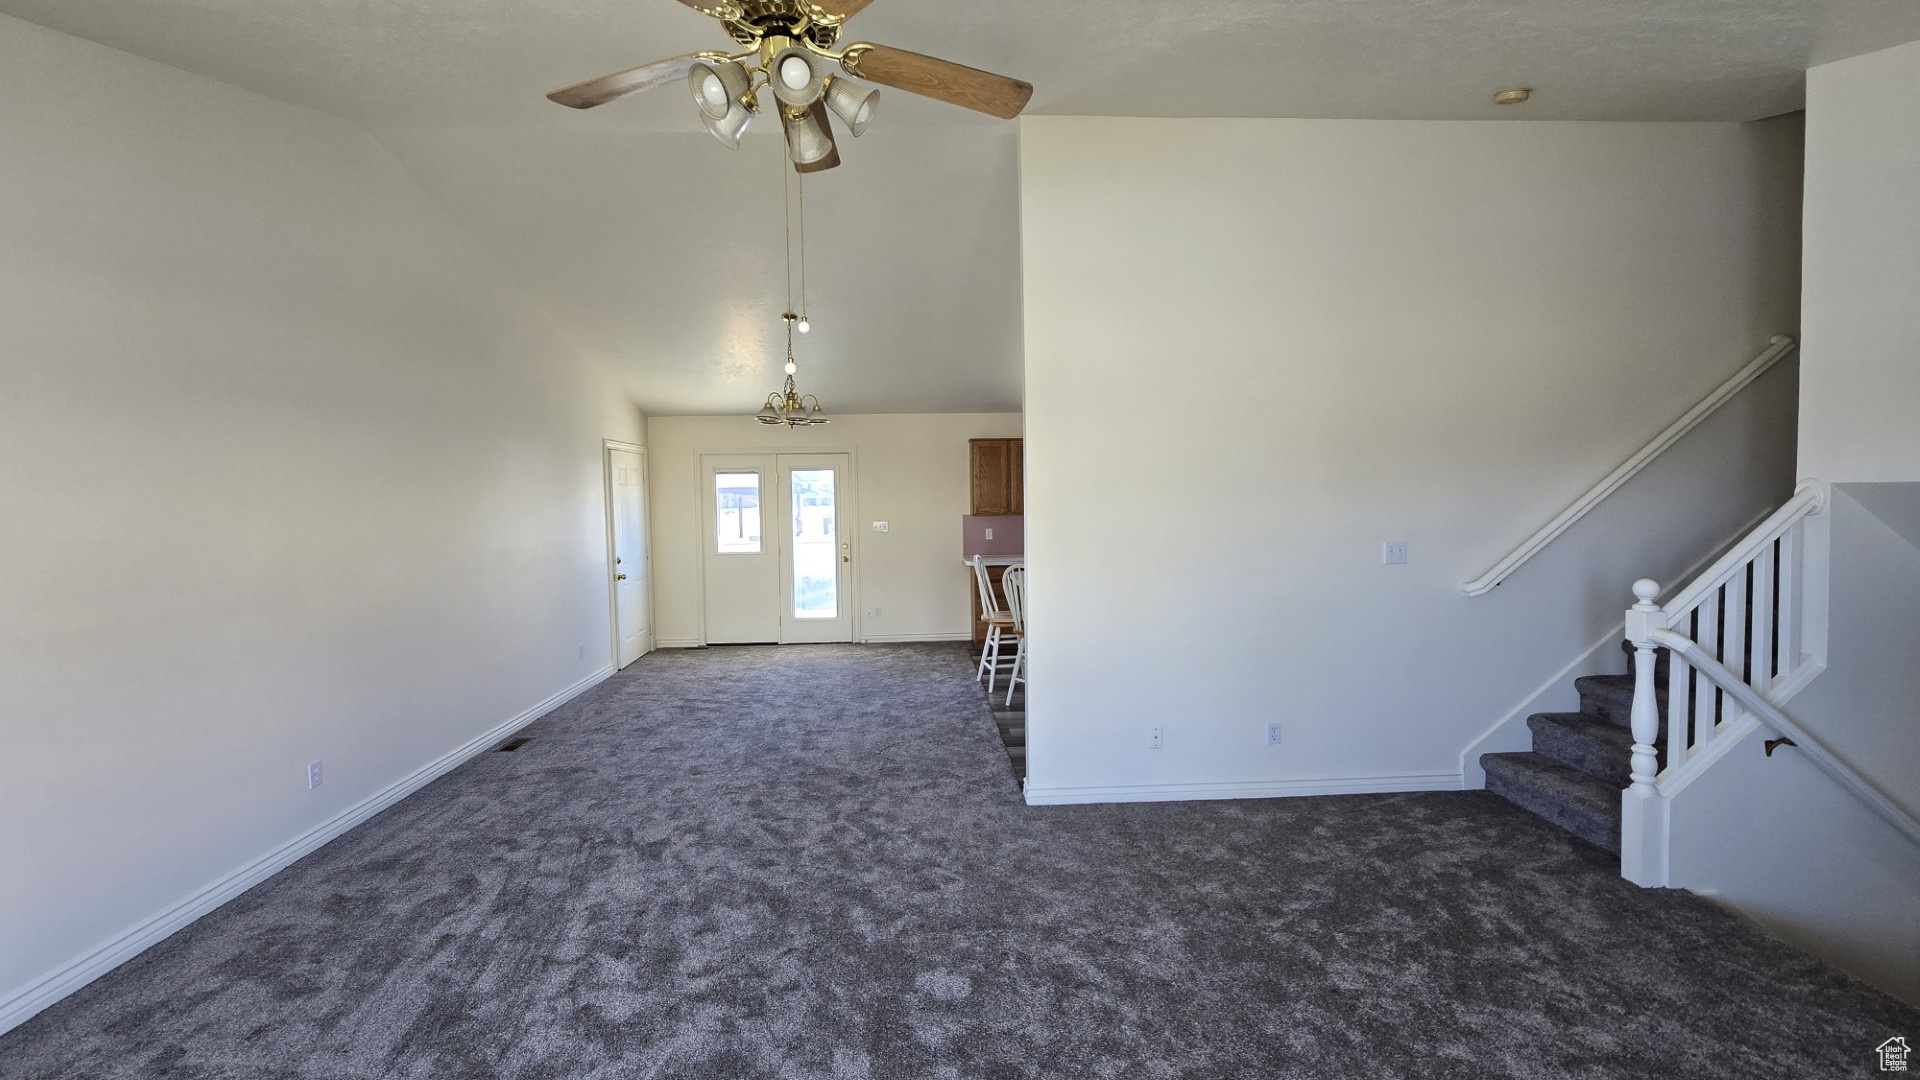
[969, 438, 1023, 515]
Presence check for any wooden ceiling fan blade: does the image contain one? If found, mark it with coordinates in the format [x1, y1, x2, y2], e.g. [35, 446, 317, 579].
[793, 101, 842, 173]
[814, 0, 878, 19]
[548, 54, 705, 110]
[839, 43, 1033, 120]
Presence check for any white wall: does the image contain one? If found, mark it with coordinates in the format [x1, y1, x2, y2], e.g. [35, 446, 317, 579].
[1020, 115, 1803, 803]
[0, 16, 642, 1030]
[1665, 41, 1920, 1006]
[1669, 488, 1920, 1004]
[1800, 38, 1920, 484]
[647, 414, 1022, 646]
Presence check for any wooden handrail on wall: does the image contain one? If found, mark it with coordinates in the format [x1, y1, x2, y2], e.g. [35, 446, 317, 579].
[1460, 335, 1800, 597]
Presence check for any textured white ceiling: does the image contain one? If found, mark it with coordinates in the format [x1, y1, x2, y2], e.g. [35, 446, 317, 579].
[5, 0, 1918, 413]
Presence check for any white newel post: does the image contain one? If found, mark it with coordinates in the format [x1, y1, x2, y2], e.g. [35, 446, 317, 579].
[1619, 578, 1671, 886]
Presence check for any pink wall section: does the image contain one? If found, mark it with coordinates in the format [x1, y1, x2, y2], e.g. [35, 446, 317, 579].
[963, 515, 1024, 557]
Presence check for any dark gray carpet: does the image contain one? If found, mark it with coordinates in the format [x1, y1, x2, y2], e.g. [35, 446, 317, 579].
[3, 644, 1912, 1079]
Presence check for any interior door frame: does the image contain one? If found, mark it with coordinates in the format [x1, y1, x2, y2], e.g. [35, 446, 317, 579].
[692, 446, 861, 647]
[603, 439, 652, 669]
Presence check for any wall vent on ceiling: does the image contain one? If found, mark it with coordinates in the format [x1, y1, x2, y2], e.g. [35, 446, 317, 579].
[495, 736, 533, 753]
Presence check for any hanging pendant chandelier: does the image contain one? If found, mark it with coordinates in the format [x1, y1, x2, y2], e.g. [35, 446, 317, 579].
[757, 314, 830, 427]
[756, 145, 829, 428]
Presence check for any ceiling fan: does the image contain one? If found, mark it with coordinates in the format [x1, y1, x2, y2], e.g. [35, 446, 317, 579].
[547, 0, 1034, 173]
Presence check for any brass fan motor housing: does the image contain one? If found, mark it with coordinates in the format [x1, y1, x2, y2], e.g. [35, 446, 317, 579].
[711, 1, 846, 49]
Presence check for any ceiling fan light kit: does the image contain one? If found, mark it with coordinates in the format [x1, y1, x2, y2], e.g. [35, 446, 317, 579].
[547, 0, 1034, 173]
[545, 0, 1030, 424]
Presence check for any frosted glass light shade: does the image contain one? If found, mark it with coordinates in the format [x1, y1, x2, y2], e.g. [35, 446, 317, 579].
[768, 46, 825, 106]
[823, 78, 879, 137]
[687, 61, 750, 120]
[701, 104, 754, 150]
[782, 107, 833, 165]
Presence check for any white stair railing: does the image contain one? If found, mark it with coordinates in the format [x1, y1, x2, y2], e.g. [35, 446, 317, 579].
[1619, 480, 1920, 884]
[1462, 336, 1799, 597]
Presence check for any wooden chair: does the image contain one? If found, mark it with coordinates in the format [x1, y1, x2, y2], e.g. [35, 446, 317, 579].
[1001, 566, 1026, 706]
[972, 555, 1018, 691]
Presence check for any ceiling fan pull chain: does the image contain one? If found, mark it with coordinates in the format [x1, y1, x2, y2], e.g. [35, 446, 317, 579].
[797, 168, 809, 330]
[781, 139, 795, 319]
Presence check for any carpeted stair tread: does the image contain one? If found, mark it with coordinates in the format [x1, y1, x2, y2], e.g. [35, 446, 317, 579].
[1527, 712, 1637, 786]
[1481, 752, 1622, 854]
[1575, 673, 1667, 729]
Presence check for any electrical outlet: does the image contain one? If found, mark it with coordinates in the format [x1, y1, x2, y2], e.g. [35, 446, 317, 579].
[985, 527, 994, 540]
[577, 643, 585, 660]
[1383, 541, 1409, 565]
[307, 761, 323, 790]
[1266, 722, 1282, 745]
[872, 521, 889, 533]
[1149, 726, 1163, 750]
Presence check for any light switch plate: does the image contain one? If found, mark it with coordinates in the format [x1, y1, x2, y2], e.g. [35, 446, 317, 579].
[872, 522, 888, 533]
[1383, 541, 1409, 565]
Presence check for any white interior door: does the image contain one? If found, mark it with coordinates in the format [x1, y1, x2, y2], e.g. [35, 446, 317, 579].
[777, 454, 853, 644]
[702, 454, 781, 644]
[608, 446, 651, 668]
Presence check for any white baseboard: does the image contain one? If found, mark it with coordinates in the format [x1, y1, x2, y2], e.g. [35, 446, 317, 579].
[1023, 771, 1463, 806]
[0, 665, 616, 1039]
[654, 638, 703, 649]
[1460, 625, 1628, 789]
[861, 633, 972, 644]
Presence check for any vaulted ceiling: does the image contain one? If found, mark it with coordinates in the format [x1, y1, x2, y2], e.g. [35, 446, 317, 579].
[5, 0, 1919, 414]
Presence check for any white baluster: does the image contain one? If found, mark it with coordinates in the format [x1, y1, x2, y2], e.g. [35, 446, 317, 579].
[1626, 579, 1665, 793]
[1750, 543, 1776, 695]
[1693, 587, 1721, 748]
[1778, 525, 1801, 675]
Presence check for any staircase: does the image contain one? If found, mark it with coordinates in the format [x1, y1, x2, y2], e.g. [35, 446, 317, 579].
[1481, 644, 1666, 853]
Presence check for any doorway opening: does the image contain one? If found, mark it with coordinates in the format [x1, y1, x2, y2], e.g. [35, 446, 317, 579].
[605, 441, 652, 669]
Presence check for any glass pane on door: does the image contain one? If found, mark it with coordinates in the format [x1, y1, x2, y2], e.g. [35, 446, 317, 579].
[715, 472, 762, 554]
[790, 469, 838, 619]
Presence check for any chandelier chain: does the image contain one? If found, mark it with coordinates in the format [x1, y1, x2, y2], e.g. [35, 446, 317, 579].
[781, 138, 794, 322]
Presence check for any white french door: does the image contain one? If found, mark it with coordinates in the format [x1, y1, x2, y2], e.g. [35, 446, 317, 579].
[700, 452, 853, 645]
[776, 454, 853, 644]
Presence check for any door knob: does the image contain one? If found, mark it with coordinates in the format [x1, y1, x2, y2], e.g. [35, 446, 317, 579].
[616, 573, 628, 581]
